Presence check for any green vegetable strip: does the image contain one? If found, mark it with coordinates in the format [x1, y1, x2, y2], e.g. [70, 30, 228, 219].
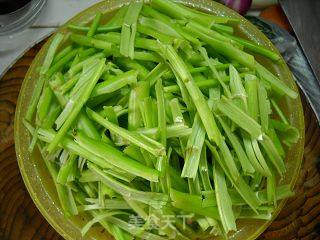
[128, 81, 149, 130]
[50, 73, 101, 141]
[95, 32, 159, 52]
[202, 184, 293, 207]
[257, 185, 294, 204]
[41, 103, 61, 129]
[55, 62, 97, 129]
[68, 24, 121, 33]
[110, 224, 133, 240]
[81, 211, 126, 237]
[238, 209, 271, 220]
[69, 61, 98, 98]
[218, 140, 240, 182]
[104, 5, 128, 28]
[151, 208, 191, 240]
[116, 58, 149, 79]
[150, 0, 190, 20]
[120, 1, 143, 59]
[38, 129, 130, 178]
[181, 114, 206, 179]
[139, 97, 157, 129]
[209, 87, 221, 105]
[77, 48, 98, 61]
[26, 33, 64, 121]
[211, 23, 234, 34]
[88, 163, 168, 207]
[140, 149, 158, 192]
[206, 142, 260, 212]
[217, 96, 262, 139]
[141, 6, 200, 45]
[60, 73, 81, 94]
[189, 66, 209, 74]
[42, 34, 65, 75]
[268, 127, 285, 158]
[245, 74, 259, 121]
[71, 55, 81, 71]
[170, 188, 219, 219]
[168, 167, 188, 192]
[75, 132, 159, 182]
[164, 77, 229, 93]
[169, 98, 184, 125]
[77, 200, 131, 211]
[270, 119, 299, 146]
[78, 48, 97, 59]
[137, 125, 191, 139]
[217, 116, 254, 175]
[158, 43, 221, 145]
[198, 47, 231, 97]
[229, 65, 247, 111]
[221, 32, 280, 61]
[258, 83, 271, 132]
[79, 169, 100, 182]
[171, 69, 195, 115]
[86, 108, 166, 157]
[259, 134, 286, 175]
[37, 86, 54, 124]
[67, 52, 105, 77]
[155, 79, 167, 147]
[187, 21, 239, 48]
[87, 12, 102, 37]
[137, 24, 174, 44]
[156, 155, 169, 194]
[91, 70, 137, 97]
[52, 45, 73, 65]
[47, 58, 105, 153]
[251, 139, 272, 175]
[142, 62, 168, 85]
[103, 106, 126, 146]
[180, 3, 240, 24]
[57, 154, 78, 185]
[242, 132, 271, 176]
[124, 197, 148, 219]
[197, 218, 216, 232]
[105, 216, 169, 240]
[188, 174, 201, 194]
[123, 145, 145, 164]
[213, 162, 237, 233]
[38, 145, 78, 217]
[256, 62, 298, 98]
[164, 147, 173, 193]
[151, 0, 235, 25]
[28, 126, 39, 153]
[267, 167, 277, 207]
[270, 99, 289, 124]
[47, 49, 79, 78]
[185, 23, 255, 69]
[139, 16, 181, 39]
[70, 34, 112, 52]
[199, 146, 213, 191]
[133, 51, 161, 62]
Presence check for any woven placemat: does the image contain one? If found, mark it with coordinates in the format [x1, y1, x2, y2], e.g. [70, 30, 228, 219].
[0, 41, 319, 240]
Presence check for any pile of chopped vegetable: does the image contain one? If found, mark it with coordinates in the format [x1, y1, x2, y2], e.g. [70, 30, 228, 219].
[24, 0, 301, 239]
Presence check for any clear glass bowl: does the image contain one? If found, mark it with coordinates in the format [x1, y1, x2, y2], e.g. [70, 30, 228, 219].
[14, 1, 305, 239]
[0, 0, 46, 51]
[0, 0, 46, 36]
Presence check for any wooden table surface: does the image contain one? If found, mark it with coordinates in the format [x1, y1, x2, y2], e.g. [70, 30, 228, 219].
[0, 41, 320, 240]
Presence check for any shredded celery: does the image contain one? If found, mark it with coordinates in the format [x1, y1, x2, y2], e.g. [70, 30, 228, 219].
[24, 1, 300, 238]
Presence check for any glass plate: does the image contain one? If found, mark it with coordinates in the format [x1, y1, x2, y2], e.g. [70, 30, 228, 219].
[14, 1, 305, 239]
